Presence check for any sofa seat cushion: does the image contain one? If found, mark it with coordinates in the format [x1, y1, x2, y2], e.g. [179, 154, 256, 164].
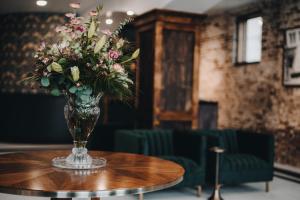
[223, 154, 269, 172]
[160, 155, 205, 187]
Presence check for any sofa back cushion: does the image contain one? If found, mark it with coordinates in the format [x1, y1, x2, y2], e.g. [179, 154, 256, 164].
[134, 129, 173, 156]
[221, 130, 239, 153]
[193, 129, 239, 153]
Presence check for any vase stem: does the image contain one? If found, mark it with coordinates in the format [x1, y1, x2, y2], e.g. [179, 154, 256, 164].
[74, 140, 87, 148]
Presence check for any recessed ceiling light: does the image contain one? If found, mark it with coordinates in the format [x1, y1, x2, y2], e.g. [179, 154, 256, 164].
[105, 19, 113, 25]
[126, 10, 135, 16]
[36, 0, 47, 7]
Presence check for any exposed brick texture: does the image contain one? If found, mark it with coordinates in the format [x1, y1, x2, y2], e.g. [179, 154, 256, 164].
[199, 0, 300, 168]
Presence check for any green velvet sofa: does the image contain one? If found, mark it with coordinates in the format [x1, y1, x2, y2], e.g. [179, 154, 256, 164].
[191, 129, 274, 191]
[114, 129, 207, 197]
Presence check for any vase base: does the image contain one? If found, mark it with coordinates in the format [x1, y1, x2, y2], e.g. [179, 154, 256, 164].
[52, 156, 106, 169]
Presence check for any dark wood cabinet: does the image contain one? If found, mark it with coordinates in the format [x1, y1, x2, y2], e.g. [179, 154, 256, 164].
[134, 10, 205, 129]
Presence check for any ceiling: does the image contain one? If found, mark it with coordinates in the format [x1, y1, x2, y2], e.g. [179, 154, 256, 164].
[0, 0, 258, 15]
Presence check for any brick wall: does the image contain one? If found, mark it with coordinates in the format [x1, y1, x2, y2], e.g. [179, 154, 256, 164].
[199, 0, 300, 168]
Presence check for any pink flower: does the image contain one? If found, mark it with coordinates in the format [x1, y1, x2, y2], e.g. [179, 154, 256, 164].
[42, 57, 49, 64]
[69, 2, 80, 9]
[108, 50, 120, 59]
[70, 32, 77, 39]
[89, 10, 98, 16]
[65, 13, 76, 18]
[55, 26, 64, 33]
[112, 63, 124, 73]
[75, 25, 85, 32]
[101, 29, 112, 36]
[63, 28, 72, 33]
[38, 42, 46, 51]
[70, 18, 81, 25]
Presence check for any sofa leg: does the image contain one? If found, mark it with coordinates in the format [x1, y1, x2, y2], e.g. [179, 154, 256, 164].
[138, 193, 144, 200]
[265, 182, 270, 192]
[197, 185, 202, 197]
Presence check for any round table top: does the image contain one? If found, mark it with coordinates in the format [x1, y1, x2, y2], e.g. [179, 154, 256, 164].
[0, 150, 184, 198]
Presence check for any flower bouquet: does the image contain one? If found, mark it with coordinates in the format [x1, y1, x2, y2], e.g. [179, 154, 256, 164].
[25, 3, 139, 169]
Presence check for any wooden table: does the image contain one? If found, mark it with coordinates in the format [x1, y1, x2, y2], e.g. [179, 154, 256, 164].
[0, 150, 184, 199]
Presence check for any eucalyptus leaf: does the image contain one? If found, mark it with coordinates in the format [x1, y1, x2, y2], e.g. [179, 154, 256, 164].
[58, 58, 67, 66]
[69, 86, 77, 94]
[41, 77, 50, 87]
[82, 87, 92, 95]
[50, 88, 60, 96]
[80, 94, 90, 102]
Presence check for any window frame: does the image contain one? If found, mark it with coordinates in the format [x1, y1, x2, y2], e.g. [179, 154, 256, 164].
[235, 12, 263, 65]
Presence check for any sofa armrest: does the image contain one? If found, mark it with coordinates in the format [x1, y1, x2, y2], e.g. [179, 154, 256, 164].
[173, 130, 207, 168]
[237, 131, 274, 164]
[114, 130, 146, 154]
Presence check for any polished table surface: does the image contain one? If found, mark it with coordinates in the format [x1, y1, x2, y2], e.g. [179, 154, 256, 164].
[0, 150, 184, 199]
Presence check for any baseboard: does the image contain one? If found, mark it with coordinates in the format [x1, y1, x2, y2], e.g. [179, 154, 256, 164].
[274, 163, 300, 184]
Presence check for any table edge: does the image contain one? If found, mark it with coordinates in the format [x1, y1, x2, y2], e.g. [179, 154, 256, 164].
[0, 176, 183, 198]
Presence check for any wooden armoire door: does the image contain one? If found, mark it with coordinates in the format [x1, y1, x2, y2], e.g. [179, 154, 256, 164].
[135, 10, 204, 129]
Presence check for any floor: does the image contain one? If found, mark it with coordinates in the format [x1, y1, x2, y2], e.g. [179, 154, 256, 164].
[0, 177, 299, 200]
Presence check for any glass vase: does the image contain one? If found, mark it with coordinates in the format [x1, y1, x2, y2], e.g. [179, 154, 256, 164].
[52, 92, 106, 169]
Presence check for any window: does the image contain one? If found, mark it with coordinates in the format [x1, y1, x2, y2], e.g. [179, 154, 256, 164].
[237, 15, 263, 63]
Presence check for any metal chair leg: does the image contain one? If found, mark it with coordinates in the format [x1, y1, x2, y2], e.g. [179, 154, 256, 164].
[139, 193, 144, 200]
[265, 182, 270, 192]
[196, 185, 202, 197]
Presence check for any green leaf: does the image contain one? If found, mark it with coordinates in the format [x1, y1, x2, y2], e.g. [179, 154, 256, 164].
[88, 20, 96, 39]
[131, 48, 140, 59]
[50, 88, 60, 96]
[51, 62, 63, 73]
[47, 65, 52, 72]
[120, 49, 140, 64]
[82, 87, 92, 95]
[94, 35, 106, 54]
[58, 58, 67, 66]
[69, 86, 77, 94]
[80, 94, 89, 101]
[41, 77, 50, 87]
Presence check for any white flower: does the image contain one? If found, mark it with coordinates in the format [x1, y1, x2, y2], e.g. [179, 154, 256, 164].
[112, 63, 124, 74]
[65, 13, 76, 18]
[71, 66, 80, 82]
[70, 3, 80, 9]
